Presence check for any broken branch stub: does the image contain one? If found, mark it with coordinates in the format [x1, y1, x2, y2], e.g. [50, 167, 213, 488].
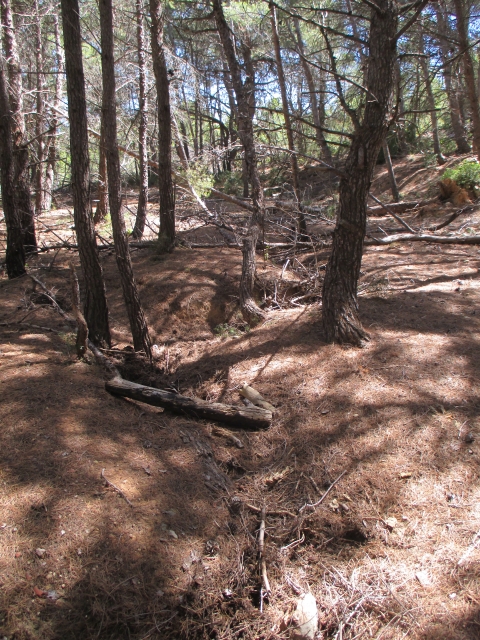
[239, 383, 276, 413]
[105, 377, 272, 430]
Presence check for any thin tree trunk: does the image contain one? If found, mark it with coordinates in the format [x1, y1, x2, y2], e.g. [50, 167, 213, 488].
[44, 14, 63, 212]
[1, 0, 36, 251]
[132, 0, 148, 239]
[0, 55, 25, 278]
[269, 2, 306, 236]
[395, 61, 409, 155]
[453, 0, 480, 157]
[213, 0, 265, 324]
[382, 140, 400, 201]
[322, 0, 398, 345]
[99, 0, 152, 357]
[34, 0, 46, 215]
[94, 114, 108, 223]
[60, 0, 111, 346]
[149, 0, 175, 248]
[293, 17, 332, 164]
[435, 5, 470, 154]
[419, 29, 445, 164]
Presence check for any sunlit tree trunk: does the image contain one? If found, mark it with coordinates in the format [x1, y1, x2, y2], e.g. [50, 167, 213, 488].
[34, 0, 46, 214]
[99, 0, 152, 357]
[132, 0, 148, 239]
[213, 0, 266, 324]
[269, 2, 306, 235]
[453, 0, 480, 157]
[94, 114, 108, 223]
[435, 5, 470, 154]
[293, 17, 332, 164]
[44, 14, 63, 212]
[1, 0, 36, 251]
[149, 0, 175, 248]
[419, 28, 445, 165]
[60, 0, 111, 346]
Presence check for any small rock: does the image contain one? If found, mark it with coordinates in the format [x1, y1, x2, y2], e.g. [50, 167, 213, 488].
[168, 530, 178, 539]
[449, 592, 457, 599]
[35, 548, 46, 558]
[399, 472, 412, 479]
[291, 592, 318, 640]
[385, 517, 397, 531]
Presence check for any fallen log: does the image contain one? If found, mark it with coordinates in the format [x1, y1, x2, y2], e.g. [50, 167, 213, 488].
[105, 377, 272, 430]
[365, 232, 480, 245]
[367, 198, 437, 216]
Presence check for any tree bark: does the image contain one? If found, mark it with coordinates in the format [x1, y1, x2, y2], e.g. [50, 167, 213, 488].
[94, 114, 108, 223]
[1, 0, 36, 251]
[60, 0, 111, 346]
[99, 0, 152, 357]
[382, 140, 400, 201]
[34, 0, 46, 215]
[44, 14, 63, 212]
[131, 0, 148, 239]
[105, 377, 272, 430]
[0, 55, 25, 278]
[435, 5, 470, 154]
[453, 0, 480, 157]
[269, 3, 306, 235]
[213, 0, 266, 324]
[293, 18, 332, 165]
[322, 0, 399, 345]
[419, 28, 445, 165]
[149, 0, 175, 248]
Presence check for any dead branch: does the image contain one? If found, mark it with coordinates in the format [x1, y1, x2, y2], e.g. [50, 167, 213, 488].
[246, 503, 296, 518]
[105, 377, 272, 430]
[239, 383, 276, 412]
[299, 470, 347, 513]
[29, 275, 74, 324]
[365, 232, 480, 245]
[367, 198, 437, 216]
[257, 506, 271, 610]
[368, 193, 416, 233]
[101, 468, 134, 507]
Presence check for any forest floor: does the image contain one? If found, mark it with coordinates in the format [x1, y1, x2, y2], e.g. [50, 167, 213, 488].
[1, 154, 480, 639]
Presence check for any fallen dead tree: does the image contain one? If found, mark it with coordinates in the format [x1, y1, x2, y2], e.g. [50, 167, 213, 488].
[366, 198, 438, 216]
[366, 232, 480, 245]
[105, 377, 272, 430]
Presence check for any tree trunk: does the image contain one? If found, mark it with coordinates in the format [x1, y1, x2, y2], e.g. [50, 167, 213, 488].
[131, 0, 148, 239]
[105, 377, 272, 430]
[149, 0, 175, 248]
[60, 0, 111, 346]
[269, 2, 306, 236]
[435, 5, 470, 154]
[293, 18, 332, 164]
[213, 0, 265, 324]
[34, 0, 46, 215]
[322, 0, 398, 345]
[453, 0, 480, 157]
[99, 0, 152, 357]
[419, 29, 445, 164]
[94, 114, 108, 223]
[1, 0, 36, 251]
[44, 14, 63, 212]
[382, 140, 400, 201]
[0, 55, 25, 278]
